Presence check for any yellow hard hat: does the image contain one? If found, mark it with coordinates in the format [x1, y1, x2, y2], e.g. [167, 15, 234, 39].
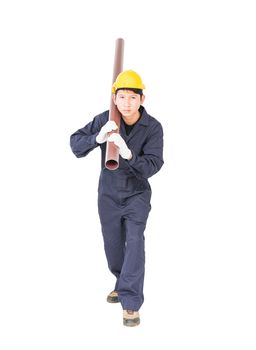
[112, 70, 145, 93]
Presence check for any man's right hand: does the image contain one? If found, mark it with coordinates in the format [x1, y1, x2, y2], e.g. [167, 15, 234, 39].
[96, 121, 118, 144]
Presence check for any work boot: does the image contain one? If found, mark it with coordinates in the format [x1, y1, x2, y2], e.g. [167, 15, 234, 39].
[123, 310, 140, 327]
[106, 290, 119, 303]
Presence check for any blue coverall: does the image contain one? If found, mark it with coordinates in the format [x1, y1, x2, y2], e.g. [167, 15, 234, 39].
[70, 106, 164, 311]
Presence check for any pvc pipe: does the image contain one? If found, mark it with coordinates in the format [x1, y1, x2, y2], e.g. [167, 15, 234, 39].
[105, 38, 124, 170]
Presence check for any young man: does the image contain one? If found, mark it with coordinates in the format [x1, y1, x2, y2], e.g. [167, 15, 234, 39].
[70, 70, 164, 327]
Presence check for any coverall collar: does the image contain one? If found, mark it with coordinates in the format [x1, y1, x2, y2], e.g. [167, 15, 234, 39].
[137, 106, 149, 126]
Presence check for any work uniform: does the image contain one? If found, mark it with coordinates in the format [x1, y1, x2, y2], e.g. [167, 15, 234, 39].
[70, 106, 164, 311]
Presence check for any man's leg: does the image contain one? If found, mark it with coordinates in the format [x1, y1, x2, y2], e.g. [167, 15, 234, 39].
[98, 195, 125, 287]
[117, 192, 151, 311]
[117, 218, 146, 311]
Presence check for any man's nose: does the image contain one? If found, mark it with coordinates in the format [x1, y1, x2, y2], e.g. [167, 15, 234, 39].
[124, 97, 131, 106]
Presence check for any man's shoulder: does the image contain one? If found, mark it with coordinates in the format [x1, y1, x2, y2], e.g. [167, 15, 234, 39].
[95, 110, 109, 119]
[142, 107, 163, 129]
[148, 114, 162, 127]
[92, 110, 109, 125]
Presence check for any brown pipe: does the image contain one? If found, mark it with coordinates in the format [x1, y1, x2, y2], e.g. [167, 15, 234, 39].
[105, 38, 124, 170]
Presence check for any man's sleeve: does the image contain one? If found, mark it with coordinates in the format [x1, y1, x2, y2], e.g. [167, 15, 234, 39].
[127, 123, 164, 179]
[70, 113, 106, 158]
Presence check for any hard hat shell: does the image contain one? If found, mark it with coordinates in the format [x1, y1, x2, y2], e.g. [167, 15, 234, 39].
[112, 70, 145, 93]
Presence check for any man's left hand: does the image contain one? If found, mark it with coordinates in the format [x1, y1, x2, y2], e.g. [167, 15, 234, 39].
[108, 133, 132, 160]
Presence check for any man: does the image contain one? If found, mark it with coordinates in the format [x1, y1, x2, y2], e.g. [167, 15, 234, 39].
[70, 70, 164, 326]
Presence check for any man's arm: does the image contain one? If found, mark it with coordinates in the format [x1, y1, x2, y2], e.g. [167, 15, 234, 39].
[128, 123, 164, 179]
[70, 112, 108, 158]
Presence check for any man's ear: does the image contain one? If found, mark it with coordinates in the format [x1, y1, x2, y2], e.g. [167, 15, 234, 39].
[112, 94, 117, 105]
[141, 94, 145, 104]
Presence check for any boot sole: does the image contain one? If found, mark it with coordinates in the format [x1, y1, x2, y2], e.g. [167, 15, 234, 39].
[123, 318, 140, 327]
[107, 296, 119, 303]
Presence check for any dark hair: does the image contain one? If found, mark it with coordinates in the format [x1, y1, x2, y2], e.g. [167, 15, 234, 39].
[115, 88, 143, 95]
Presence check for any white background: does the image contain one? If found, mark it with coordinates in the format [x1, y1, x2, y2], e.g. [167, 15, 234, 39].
[0, 0, 255, 349]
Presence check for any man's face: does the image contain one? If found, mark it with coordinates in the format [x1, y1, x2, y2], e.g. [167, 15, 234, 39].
[113, 90, 145, 120]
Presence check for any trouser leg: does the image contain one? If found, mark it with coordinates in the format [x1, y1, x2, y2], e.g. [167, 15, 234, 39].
[98, 197, 125, 286]
[117, 219, 146, 311]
